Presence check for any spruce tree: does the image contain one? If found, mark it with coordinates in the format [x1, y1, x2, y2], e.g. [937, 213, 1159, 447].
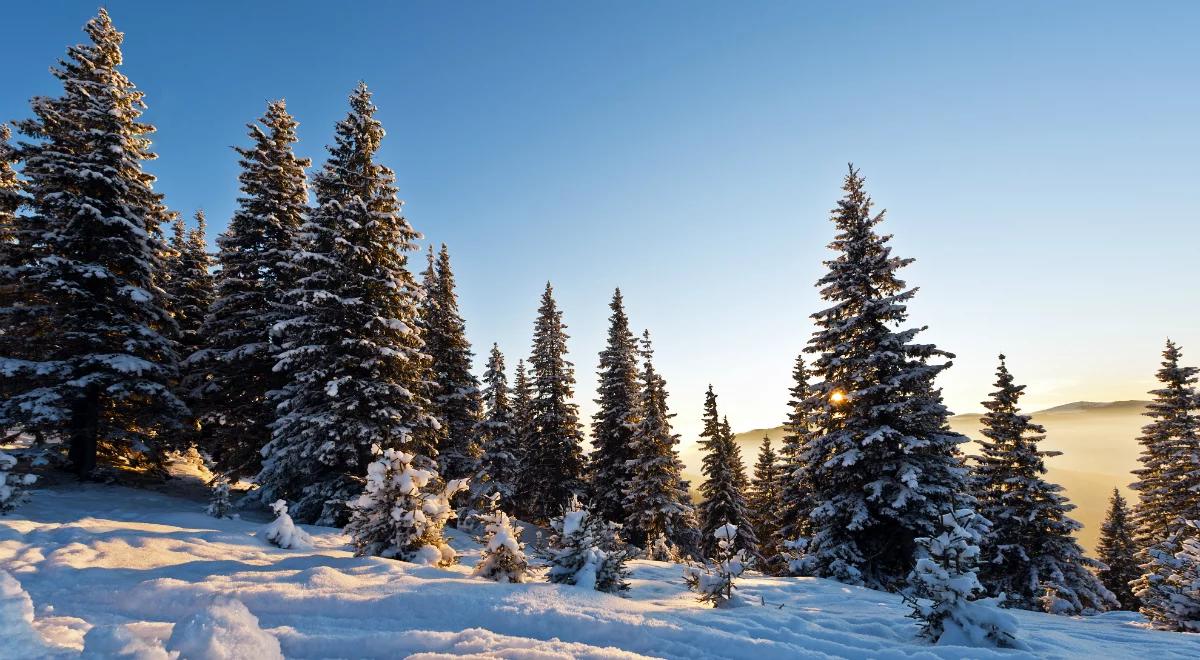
[523, 283, 585, 523]
[0, 124, 27, 408]
[1131, 340, 1200, 551]
[801, 166, 970, 590]
[624, 331, 697, 557]
[258, 84, 439, 524]
[0, 124, 19, 251]
[187, 100, 308, 479]
[510, 358, 535, 515]
[422, 244, 484, 483]
[697, 386, 758, 558]
[1131, 340, 1200, 622]
[0, 10, 187, 476]
[777, 354, 816, 566]
[477, 344, 521, 512]
[973, 355, 1115, 612]
[589, 288, 642, 526]
[1096, 488, 1140, 610]
[164, 211, 214, 354]
[748, 435, 782, 571]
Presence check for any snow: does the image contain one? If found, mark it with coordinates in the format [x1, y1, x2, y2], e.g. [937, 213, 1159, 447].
[164, 597, 283, 660]
[3, 483, 1200, 659]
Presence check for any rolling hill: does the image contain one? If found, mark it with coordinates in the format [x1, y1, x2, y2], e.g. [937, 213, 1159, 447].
[682, 400, 1150, 553]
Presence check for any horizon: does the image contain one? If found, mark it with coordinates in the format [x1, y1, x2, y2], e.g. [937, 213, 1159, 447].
[3, 2, 1197, 447]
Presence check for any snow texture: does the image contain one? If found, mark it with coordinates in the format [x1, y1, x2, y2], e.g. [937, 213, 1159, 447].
[2, 483, 1199, 659]
[164, 597, 282, 660]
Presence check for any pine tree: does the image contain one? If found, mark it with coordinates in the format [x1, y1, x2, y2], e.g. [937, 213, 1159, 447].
[1138, 520, 1200, 631]
[1132, 340, 1200, 624]
[544, 498, 632, 594]
[422, 245, 484, 483]
[344, 448, 468, 565]
[684, 523, 753, 608]
[472, 508, 531, 583]
[588, 289, 642, 526]
[624, 331, 697, 558]
[258, 84, 439, 524]
[0, 10, 187, 476]
[261, 499, 314, 550]
[0, 124, 27, 409]
[748, 435, 782, 571]
[1096, 488, 1140, 610]
[801, 166, 970, 590]
[522, 283, 585, 523]
[164, 211, 215, 352]
[697, 386, 758, 559]
[905, 509, 1024, 649]
[509, 358, 535, 516]
[973, 355, 1115, 612]
[477, 344, 521, 512]
[1132, 340, 1200, 552]
[187, 100, 308, 480]
[777, 354, 816, 569]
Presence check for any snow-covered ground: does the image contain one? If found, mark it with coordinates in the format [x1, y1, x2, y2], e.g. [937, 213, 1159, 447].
[2, 482, 1198, 659]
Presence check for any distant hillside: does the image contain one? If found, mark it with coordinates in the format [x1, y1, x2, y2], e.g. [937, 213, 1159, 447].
[681, 400, 1150, 553]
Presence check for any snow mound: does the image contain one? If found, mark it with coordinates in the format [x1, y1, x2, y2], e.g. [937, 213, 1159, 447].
[260, 500, 313, 550]
[82, 623, 173, 659]
[164, 597, 282, 660]
[0, 570, 48, 657]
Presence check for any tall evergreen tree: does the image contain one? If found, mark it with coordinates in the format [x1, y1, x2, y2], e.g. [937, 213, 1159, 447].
[510, 358, 535, 515]
[624, 331, 696, 556]
[477, 344, 521, 512]
[1096, 488, 1140, 610]
[0, 124, 27, 408]
[1131, 340, 1200, 550]
[777, 354, 815, 563]
[164, 211, 215, 353]
[0, 10, 187, 476]
[422, 244, 484, 483]
[258, 84, 439, 524]
[1131, 340, 1200, 622]
[801, 166, 970, 590]
[973, 355, 1115, 612]
[522, 283, 585, 523]
[697, 386, 758, 558]
[187, 100, 308, 479]
[589, 288, 642, 526]
[748, 434, 782, 571]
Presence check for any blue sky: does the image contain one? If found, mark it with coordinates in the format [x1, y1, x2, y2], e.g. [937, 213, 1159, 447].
[4, 2, 1198, 444]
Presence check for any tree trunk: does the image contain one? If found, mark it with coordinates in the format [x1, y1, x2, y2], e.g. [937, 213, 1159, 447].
[68, 385, 100, 477]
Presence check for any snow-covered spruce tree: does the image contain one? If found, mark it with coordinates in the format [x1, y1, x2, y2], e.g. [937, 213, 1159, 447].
[0, 10, 187, 476]
[972, 355, 1115, 613]
[697, 386, 758, 559]
[0, 450, 37, 514]
[472, 508, 531, 583]
[261, 499, 314, 550]
[1096, 488, 1141, 610]
[476, 344, 521, 513]
[544, 497, 632, 594]
[164, 211, 215, 353]
[1132, 340, 1200, 556]
[801, 166, 970, 590]
[1137, 519, 1200, 631]
[259, 84, 440, 524]
[522, 283, 586, 524]
[509, 358, 535, 515]
[777, 354, 816, 569]
[345, 446, 468, 565]
[588, 288, 642, 527]
[0, 124, 27, 408]
[421, 244, 484, 484]
[684, 522, 753, 608]
[186, 100, 308, 481]
[748, 435, 782, 572]
[205, 474, 232, 519]
[905, 509, 1024, 649]
[623, 330, 698, 559]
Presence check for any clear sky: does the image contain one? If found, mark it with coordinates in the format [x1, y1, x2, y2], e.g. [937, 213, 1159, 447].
[3, 2, 1197, 446]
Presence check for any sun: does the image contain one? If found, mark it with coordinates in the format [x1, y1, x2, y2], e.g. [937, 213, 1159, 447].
[830, 390, 848, 404]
